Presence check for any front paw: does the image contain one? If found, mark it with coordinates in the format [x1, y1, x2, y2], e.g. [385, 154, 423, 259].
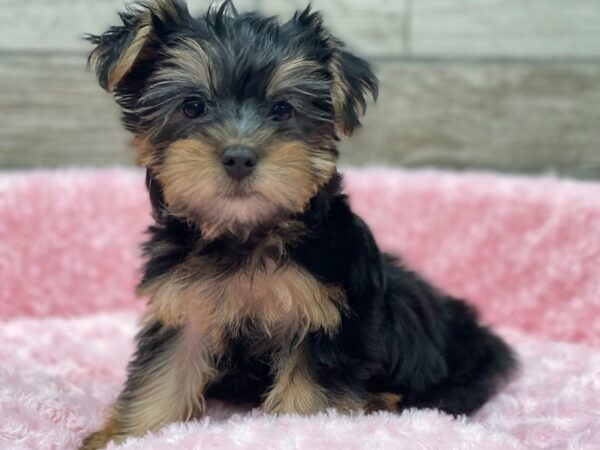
[79, 420, 117, 450]
[79, 433, 108, 450]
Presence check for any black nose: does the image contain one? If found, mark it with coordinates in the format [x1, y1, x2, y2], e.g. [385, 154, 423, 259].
[220, 146, 259, 180]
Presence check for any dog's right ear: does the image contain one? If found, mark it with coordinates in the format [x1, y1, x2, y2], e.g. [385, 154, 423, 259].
[293, 6, 378, 137]
[86, 0, 190, 92]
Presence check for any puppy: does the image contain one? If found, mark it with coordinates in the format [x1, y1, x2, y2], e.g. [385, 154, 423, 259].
[80, 1, 516, 448]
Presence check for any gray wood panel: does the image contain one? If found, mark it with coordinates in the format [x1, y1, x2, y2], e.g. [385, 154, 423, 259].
[1, 54, 600, 178]
[256, 0, 409, 56]
[0, 0, 258, 52]
[0, 54, 132, 167]
[411, 0, 600, 58]
[0, 0, 131, 52]
[349, 61, 600, 177]
[3, 0, 600, 58]
[0, 0, 408, 56]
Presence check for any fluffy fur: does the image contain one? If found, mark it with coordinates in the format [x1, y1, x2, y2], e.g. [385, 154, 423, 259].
[2, 169, 600, 449]
[77, 1, 514, 447]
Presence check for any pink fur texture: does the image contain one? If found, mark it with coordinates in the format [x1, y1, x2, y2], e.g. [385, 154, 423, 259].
[1, 168, 599, 449]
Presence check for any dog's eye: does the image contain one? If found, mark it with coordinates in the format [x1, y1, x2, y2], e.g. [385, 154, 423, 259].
[182, 98, 206, 118]
[270, 101, 294, 122]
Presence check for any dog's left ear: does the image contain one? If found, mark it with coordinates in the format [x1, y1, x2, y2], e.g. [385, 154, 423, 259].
[293, 7, 378, 136]
[86, 0, 190, 92]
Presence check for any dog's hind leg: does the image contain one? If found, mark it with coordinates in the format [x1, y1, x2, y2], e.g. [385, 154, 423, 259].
[401, 299, 517, 416]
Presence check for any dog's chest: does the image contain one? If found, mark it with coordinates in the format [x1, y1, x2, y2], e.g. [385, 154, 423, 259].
[142, 249, 345, 345]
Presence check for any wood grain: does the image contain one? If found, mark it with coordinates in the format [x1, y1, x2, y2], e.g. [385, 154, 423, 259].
[3, 0, 599, 59]
[0, 54, 132, 167]
[411, 0, 600, 58]
[256, 0, 409, 56]
[0, 0, 407, 55]
[1, 54, 599, 178]
[348, 60, 600, 177]
[0, 0, 259, 52]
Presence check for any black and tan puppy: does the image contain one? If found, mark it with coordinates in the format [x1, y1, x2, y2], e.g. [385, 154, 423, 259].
[80, 1, 516, 448]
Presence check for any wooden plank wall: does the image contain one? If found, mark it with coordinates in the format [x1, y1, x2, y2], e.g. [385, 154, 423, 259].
[1, 0, 599, 177]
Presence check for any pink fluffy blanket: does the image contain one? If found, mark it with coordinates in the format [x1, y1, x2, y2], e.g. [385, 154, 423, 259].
[1, 168, 600, 449]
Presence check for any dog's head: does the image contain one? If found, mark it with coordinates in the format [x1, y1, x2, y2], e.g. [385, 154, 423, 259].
[88, 0, 377, 239]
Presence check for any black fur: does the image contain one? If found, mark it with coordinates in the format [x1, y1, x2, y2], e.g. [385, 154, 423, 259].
[141, 171, 516, 415]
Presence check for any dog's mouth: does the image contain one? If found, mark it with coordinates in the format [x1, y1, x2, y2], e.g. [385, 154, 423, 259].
[224, 182, 256, 199]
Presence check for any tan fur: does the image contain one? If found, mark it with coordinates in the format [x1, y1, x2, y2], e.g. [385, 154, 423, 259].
[79, 416, 117, 450]
[266, 58, 323, 98]
[89, 0, 185, 92]
[157, 139, 224, 211]
[131, 135, 157, 167]
[264, 345, 329, 414]
[115, 324, 215, 430]
[106, 21, 152, 91]
[142, 256, 346, 341]
[264, 345, 372, 415]
[329, 52, 361, 136]
[156, 139, 336, 240]
[331, 395, 370, 414]
[156, 139, 279, 240]
[365, 392, 402, 413]
[151, 0, 182, 22]
[138, 221, 346, 339]
[80, 321, 216, 449]
[257, 141, 336, 213]
[155, 37, 216, 92]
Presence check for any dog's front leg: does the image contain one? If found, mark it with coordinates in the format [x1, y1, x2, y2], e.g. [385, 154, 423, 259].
[262, 343, 367, 415]
[79, 318, 217, 450]
[263, 343, 330, 415]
